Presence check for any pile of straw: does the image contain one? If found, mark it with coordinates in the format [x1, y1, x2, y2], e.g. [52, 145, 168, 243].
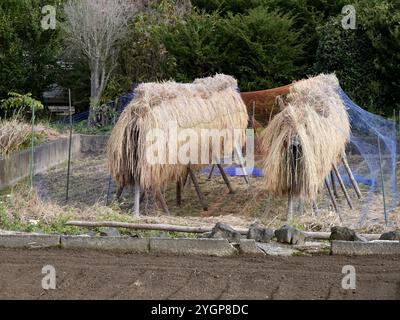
[107, 74, 248, 191]
[0, 119, 31, 156]
[259, 74, 350, 200]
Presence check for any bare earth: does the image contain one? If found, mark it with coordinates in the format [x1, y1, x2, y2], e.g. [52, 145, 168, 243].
[1, 248, 400, 300]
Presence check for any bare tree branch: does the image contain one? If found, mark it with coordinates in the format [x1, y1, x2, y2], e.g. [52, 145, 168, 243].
[63, 0, 145, 126]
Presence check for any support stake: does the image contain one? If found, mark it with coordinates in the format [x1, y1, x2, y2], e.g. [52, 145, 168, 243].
[176, 179, 182, 207]
[377, 136, 388, 225]
[342, 156, 362, 199]
[133, 180, 141, 217]
[332, 164, 353, 210]
[188, 164, 208, 211]
[325, 178, 341, 221]
[65, 89, 72, 201]
[217, 164, 235, 194]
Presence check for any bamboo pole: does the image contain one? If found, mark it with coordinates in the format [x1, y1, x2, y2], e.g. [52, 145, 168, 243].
[342, 157, 362, 199]
[216, 164, 235, 194]
[64, 220, 381, 240]
[332, 164, 353, 210]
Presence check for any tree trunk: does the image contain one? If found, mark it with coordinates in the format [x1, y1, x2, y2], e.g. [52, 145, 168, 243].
[88, 66, 100, 127]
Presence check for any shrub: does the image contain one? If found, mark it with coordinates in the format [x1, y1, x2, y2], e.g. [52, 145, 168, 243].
[158, 7, 305, 90]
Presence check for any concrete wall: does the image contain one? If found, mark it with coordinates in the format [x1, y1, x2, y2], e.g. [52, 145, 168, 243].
[79, 134, 109, 155]
[0, 134, 109, 190]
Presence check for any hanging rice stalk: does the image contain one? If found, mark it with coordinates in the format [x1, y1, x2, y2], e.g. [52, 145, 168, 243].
[259, 74, 351, 200]
[107, 74, 248, 192]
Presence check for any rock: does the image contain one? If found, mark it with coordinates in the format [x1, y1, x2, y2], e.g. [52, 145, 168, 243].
[247, 223, 275, 243]
[330, 226, 356, 241]
[353, 234, 369, 242]
[210, 222, 241, 243]
[100, 227, 120, 237]
[275, 225, 305, 245]
[379, 230, 400, 241]
[330, 226, 369, 242]
[256, 242, 298, 256]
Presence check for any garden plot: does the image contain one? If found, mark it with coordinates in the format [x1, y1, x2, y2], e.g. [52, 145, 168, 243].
[13, 152, 398, 234]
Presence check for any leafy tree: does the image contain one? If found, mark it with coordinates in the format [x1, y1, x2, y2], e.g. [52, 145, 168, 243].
[158, 7, 304, 90]
[0, 0, 63, 101]
[0, 92, 44, 119]
[314, 0, 400, 115]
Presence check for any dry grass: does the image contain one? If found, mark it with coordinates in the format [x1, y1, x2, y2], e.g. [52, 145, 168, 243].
[259, 74, 351, 200]
[0, 119, 62, 156]
[107, 74, 248, 192]
[2, 153, 396, 235]
[0, 119, 31, 156]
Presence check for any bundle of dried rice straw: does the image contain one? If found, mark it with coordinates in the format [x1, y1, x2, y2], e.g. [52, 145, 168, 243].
[107, 74, 248, 191]
[259, 73, 350, 200]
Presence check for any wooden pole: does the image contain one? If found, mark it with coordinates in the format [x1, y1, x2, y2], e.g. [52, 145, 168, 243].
[234, 145, 250, 185]
[65, 220, 382, 241]
[287, 193, 293, 220]
[207, 164, 216, 181]
[216, 164, 235, 194]
[330, 171, 338, 198]
[312, 200, 319, 216]
[342, 157, 362, 199]
[332, 164, 353, 210]
[133, 180, 140, 217]
[157, 189, 170, 215]
[188, 164, 208, 211]
[324, 178, 340, 218]
[65, 89, 73, 201]
[29, 103, 35, 189]
[116, 186, 124, 200]
[176, 179, 182, 207]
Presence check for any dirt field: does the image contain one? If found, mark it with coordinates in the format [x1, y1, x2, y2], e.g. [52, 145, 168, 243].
[1, 248, 399, 300]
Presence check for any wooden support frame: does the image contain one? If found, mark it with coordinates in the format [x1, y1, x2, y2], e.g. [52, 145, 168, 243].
[176, 179, 182, 207]
[324, 178, 338, 213]
[342, 156, 362, 199]
[330, 171, 338, 198]
[133, 180, 141, 217]
[188, 163, 208, 211]
[157, 189, 170, 215]
[207, 164, 216, 180]
[234, 145, 250, 185]
[216, 164, 235, 194]
[332, 164, 353, 210]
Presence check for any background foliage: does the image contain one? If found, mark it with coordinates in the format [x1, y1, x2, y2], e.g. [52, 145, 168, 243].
[0, 0, 399, 117]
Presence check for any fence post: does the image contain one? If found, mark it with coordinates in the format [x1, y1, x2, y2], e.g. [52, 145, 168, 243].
[29, 104, 35, 189]
[66, 89, 73, 201]
[377, 135, 388, 225]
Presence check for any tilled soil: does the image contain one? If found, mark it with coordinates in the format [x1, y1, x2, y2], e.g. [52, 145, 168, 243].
[0, 248, 399, 300]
